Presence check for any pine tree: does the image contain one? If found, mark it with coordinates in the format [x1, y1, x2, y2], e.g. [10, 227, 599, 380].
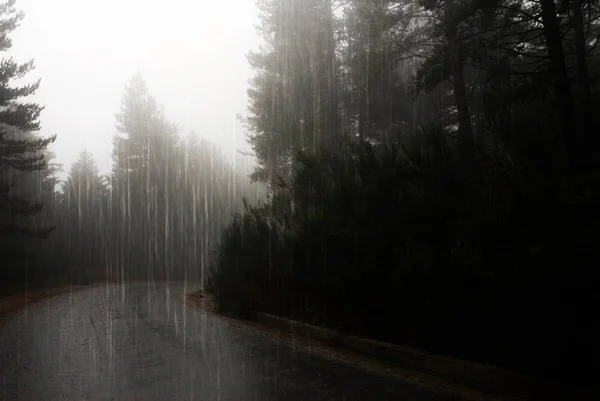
[63, 150, 104, 219]
[341, 0, 423, 141]
[246, 0, 341, 184]
[0, 0, 56, 248]
[59, 150, 106, 273]
[110, 72, 179, 279]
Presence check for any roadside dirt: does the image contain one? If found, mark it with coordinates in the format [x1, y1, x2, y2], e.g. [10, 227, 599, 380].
[0, 285, 87, 323]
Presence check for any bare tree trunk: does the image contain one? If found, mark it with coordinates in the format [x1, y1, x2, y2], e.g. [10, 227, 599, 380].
[540, 0, 577, 165]
[444, 1, 473, 147]
[357, 38, 368, 141]
[570, 0, 592, 144]
[324, 1, 340, 143]
[452, 47, 473, 147]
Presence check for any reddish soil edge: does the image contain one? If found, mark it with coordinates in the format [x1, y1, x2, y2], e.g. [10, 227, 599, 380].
[0, 285, 89, 322]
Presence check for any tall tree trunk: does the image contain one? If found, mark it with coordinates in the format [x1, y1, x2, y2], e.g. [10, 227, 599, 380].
[356, 35, 368, 140]
[358, 72, 367, 140]
[539, 0, 577, 165]
[444, 0, 472, 146]
[324, 1, 340, 144]
[570, 0, 592, 144]
[451, 45, 473, 147]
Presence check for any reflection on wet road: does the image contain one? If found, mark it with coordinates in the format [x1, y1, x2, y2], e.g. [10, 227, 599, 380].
[0, 283, 458, 400]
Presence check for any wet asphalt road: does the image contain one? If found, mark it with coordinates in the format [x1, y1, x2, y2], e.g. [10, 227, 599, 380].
[0, 283, 458, 401]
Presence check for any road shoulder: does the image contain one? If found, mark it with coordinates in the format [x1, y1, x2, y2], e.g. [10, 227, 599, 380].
[0, 285, 88, 323]
[182, 291, 520, 401]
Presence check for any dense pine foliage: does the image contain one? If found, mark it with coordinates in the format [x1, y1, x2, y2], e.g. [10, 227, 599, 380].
[0, 0, 56, 288]
[209, 0, 600, 383]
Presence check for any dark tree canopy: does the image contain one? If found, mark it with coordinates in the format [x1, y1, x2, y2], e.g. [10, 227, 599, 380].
[210, 0, 600, 386]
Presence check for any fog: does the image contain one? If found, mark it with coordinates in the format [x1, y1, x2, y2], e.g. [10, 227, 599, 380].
[9, 0, 259, 177]
[2, 1, 599, 399]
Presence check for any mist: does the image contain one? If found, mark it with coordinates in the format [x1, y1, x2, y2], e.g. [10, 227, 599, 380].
[9, 0, 259, 176]
[1, 0, 599, 400]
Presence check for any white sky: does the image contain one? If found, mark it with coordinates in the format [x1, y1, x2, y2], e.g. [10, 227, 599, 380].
[8, 0, 260, 178]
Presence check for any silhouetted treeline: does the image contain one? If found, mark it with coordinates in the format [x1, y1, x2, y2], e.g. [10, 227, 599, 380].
[1, 1, 264, 290]
[48, 73, 264, 283]
[209, 0, 600, 384]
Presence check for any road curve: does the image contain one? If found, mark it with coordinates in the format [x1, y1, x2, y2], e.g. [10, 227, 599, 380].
[1, 282, 458, 401]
